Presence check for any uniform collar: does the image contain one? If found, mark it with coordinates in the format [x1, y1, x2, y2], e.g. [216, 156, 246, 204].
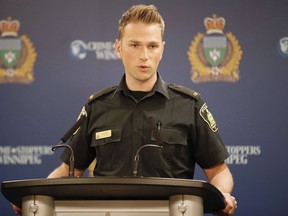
[113, 73, 170, 100]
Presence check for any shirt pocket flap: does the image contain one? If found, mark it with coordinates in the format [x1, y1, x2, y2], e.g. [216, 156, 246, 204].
[152, 128, 187, 146]
[91, 128, 122, 147]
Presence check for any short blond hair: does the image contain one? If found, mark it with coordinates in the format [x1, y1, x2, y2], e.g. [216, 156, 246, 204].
[118, 4, 165, 40]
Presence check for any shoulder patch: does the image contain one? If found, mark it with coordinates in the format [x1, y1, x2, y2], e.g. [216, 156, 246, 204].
[199, 103, 218, 132]
[168, 83, 201, 100]
[88, 85, 117, 103]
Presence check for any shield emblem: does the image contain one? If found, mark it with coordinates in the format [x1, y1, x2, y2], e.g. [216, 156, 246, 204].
[0, 38, 22, 68]
[203, 36, 227, 66]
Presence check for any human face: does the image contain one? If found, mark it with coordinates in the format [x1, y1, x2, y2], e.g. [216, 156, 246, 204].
[115, 22, 164, 91]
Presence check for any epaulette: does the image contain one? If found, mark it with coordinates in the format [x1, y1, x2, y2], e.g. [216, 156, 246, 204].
[168, 83, 201, 101]
[87, 85, 118, 103]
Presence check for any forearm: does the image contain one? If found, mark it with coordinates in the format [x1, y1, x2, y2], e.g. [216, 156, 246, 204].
[204, 162, 237, 215]
[209, 166, 234, 193]
[47, 163, 85, 178]
[47, 164, 68, 178]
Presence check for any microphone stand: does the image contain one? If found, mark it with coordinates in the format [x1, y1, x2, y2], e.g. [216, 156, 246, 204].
[51, 143, 75, 177]
[133, 144, 164, 177]
[51, 114, 86, 177]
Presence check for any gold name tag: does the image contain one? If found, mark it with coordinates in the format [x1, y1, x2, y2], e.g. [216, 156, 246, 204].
[95, 130, 112, 140]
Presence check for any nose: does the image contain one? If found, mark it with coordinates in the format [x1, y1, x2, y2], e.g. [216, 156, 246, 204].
[139, 47, 148, 61]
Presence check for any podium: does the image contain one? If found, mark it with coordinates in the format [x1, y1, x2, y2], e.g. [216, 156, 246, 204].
[1, 177, 225, 216]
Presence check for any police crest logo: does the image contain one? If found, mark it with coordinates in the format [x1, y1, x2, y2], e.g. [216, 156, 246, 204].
[188, 14, 243, 83]
[0, 17, 37, 84]
[199, 103, 218, 132]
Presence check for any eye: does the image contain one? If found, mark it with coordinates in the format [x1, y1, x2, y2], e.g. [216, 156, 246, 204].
[130, 43, 139, 48]
[149, 44, 159, 49]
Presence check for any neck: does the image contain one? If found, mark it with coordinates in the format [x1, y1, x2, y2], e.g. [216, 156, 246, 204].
[126, 74, 157, 92]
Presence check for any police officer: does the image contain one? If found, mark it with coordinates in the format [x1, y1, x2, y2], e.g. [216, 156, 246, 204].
[38, 4, 237, 216]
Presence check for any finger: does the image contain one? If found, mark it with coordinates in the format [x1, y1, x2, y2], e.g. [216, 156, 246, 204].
[11, 203, 22, 215]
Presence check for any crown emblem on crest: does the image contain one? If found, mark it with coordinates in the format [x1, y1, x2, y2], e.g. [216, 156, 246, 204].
[0, 17, 20, 37]
[204, 14, 225, 35]
[187, 14, 242, 83]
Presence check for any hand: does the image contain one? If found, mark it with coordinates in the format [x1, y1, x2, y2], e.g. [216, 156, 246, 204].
[215, 193, 237, 215]
[11, 203, 21, 215]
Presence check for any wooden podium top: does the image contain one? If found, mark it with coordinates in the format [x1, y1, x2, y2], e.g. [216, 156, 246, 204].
[1, 177, 225, 213]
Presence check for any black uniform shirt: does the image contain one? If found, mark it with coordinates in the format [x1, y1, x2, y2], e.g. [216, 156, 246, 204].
[61, 74, 229, 178]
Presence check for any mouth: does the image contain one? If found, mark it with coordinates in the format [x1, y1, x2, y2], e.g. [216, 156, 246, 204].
[138, 65, 150, 70]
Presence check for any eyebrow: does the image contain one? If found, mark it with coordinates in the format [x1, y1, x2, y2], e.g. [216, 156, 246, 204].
[128, 40, 161, 44]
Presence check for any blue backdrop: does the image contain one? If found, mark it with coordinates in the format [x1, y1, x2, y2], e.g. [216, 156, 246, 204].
[1, 0, 288, 215]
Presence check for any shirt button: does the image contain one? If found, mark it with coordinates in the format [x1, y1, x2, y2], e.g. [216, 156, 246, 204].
[168, 137, 173, 143]
[135, 129, 140, 133]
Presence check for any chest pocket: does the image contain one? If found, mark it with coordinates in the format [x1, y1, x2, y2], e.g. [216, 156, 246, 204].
[151, 128, 187, 146]
[90, 128, 123, 171]
[149, 128, 190, 176]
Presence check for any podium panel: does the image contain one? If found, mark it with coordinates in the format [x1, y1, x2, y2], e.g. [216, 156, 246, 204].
[54, 200, 169, 216]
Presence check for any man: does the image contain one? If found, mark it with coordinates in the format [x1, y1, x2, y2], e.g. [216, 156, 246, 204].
[13, 4, 237, 215]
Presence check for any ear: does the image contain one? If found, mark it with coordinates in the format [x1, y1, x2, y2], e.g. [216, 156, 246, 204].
[114, 39, 122, 59]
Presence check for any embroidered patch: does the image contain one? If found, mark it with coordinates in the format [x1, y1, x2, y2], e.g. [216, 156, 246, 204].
[73, 106, 87, 136]
[199, 103, 218, 132]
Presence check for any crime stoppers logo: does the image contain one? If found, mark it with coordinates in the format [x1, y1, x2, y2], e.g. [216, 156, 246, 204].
[0, 145, 54, 165]
[225, 145, 261, 165]
[70, 40, 118, 60]
[278, 37, 288, 57]
[0, 17, 37, 84]
[188, 14, 242, 83]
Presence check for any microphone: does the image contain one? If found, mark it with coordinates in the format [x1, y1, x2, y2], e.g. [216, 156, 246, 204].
[51, 113, 87, 177]
[132, 144, 164, 177]
[52, 144, 75, 177]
